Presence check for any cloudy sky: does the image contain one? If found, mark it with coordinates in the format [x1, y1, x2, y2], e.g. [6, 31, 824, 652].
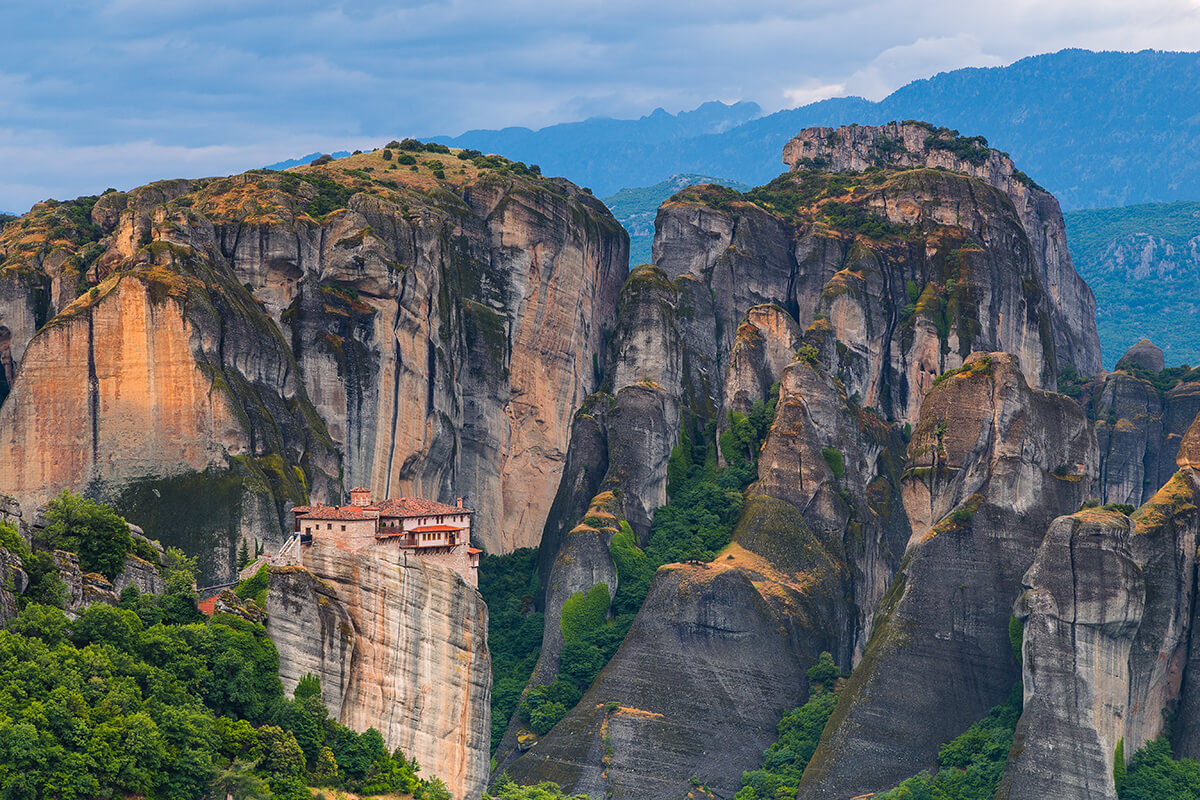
[3, 0, 1200, 213]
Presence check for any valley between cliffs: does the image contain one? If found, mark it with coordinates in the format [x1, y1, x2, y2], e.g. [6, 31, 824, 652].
[6, 123, 1200, 800]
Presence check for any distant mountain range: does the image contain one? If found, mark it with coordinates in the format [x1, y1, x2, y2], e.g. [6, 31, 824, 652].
[1064, 201, 1200, 368]
[264, 151, 352, 171]
[431, 49, 1200, 210]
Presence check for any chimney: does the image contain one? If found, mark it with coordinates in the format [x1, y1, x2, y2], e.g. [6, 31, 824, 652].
[456, 497, 463, 508]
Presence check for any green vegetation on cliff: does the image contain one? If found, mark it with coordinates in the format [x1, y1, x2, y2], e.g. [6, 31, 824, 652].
[734, 652, 844, 800]
[1118, 738, 1200, 799]
[523, 400, 780, 737]
[39, 490, 133, 580]
[0, 498, 449, 800]
[478, 548, 544, 751]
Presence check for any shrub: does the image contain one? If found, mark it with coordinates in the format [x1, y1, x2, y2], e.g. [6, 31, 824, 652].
[311, 154, 333, 166]
[736, 653, 845, 800]
[397, 153, 416, 165]
[821, 447, 845, 479]
[0, 520, 28, 560]
[236, 565, 269, 604]
[42, 490, 132, 580]
[382, 149, 392, 161]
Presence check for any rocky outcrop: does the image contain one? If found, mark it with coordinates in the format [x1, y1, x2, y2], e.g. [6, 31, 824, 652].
[797, 353, 1096, 799]
[1089, 355, 1200, 509]
[1094, 371, 1165, 507]
[653, 141, 1101, 426]
[0, 547, 27, 625]
[505, 309, 911, 799]
[0, 152, 627, 570]
[999, 510, 1144, 800]
[782, 122, 1102, 380]
[514, 124, 1105, 797]
[266, 538, 490, 800]
[1001, 467, 1200, 799]
[1116, 339, 1166, 373]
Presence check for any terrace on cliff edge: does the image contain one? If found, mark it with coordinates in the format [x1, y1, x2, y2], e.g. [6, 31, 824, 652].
[270, 488, 482, 586]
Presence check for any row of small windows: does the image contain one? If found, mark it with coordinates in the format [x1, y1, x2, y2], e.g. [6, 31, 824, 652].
[304, 524, 349, 534]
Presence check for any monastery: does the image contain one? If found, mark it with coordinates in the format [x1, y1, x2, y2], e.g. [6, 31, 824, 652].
[289, 488, 481, 587]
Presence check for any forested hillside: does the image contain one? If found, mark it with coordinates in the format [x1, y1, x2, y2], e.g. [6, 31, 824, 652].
[1064, 201, 1200, 367]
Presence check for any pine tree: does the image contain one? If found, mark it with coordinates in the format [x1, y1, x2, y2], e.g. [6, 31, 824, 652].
[237, 539, 250, 570]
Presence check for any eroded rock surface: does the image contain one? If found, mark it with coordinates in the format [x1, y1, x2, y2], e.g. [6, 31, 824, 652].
[797, 353, 1096, 799]
[0, 154, 627, 571]
[267, 538, 490, 800]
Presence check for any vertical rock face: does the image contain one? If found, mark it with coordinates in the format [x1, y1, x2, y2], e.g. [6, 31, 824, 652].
[0, 154, 628, 567]
[0, 277, 245, 506]
[507, 305, 911, 799]
[999, 511, 1144, 800]
[1094, 371, 1164, 506]
[515, 124, 1107, 799]
[1002, 469, 1200, 799]
[797, 353, 1096, 800]
[267, 539, 491, 800]
[782, 122, 1101, 380]
[652, 139, 1100, 426]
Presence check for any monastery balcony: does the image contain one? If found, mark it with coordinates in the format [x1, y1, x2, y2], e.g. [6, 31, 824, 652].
[377, 524, 465, 549]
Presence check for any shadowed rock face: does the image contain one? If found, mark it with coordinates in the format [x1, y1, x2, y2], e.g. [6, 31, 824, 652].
[512, 124, 1106, 799]
[506, 305, 911, 799]
[1000, 468, 1200, 800]
[1089, 366, 1200, 510]
[1094, 371, 1164, 506]
[0, 156, 628, 567]
[782, 122, 1101, 380]
[797, 353, 1096, 800]
[267, 539, 491, 800]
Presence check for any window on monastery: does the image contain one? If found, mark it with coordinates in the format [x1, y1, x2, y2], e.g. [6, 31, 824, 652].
[341, 525, 346, 531]
[305, 527, 311, 534]
[327, 523, 332, 530]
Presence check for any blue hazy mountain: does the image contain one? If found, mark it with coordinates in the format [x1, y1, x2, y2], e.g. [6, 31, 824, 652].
[432, 49, 1200, 210]
[264, 151, 351, 170]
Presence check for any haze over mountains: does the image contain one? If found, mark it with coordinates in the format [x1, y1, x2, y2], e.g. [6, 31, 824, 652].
[433, 49, 1200, 211]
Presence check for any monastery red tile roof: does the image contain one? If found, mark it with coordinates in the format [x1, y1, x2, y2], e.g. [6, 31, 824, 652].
[369, 497, 473, 517]
[468, 548, 482, 554]
[349, 486, 370, 492]
[198, 597, 217, 616]
[297, 505, 379, 521]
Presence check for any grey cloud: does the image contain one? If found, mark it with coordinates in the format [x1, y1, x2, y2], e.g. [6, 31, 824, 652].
[2, 0, 1199, 210]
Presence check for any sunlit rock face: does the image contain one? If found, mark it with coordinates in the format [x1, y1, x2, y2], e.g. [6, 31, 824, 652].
[0, 156, 628, 579]
[267, 537, 490, 800]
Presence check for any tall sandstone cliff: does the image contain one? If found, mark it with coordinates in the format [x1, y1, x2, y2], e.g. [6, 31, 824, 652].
[0, 150, 627, 578]
[502, 125, 1108, 798]
[267, 539, 490, 800]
